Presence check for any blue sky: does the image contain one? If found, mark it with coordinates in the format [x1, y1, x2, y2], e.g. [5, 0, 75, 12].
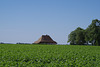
[0, 0, 100, 44]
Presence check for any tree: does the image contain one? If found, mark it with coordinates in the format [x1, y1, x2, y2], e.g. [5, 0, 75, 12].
[85, 19, 100, 46]
[67, 31, 76, 45]
[68, 19, 100, 46]
[75, 27, 86, 45]
[68, 27, 86, 45]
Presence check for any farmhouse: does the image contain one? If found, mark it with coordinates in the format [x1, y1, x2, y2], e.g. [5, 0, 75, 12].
[34, 35, 57, 44]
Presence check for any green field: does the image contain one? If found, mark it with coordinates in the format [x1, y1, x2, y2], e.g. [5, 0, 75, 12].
[0, 44, 100, 67]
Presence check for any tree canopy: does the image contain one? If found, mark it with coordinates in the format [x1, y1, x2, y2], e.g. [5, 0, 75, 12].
[68, 27, 85, 45]
[68, 19, 100, 46]
[85, 19, 100, 45]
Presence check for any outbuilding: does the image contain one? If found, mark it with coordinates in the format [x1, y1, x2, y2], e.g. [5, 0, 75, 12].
[34, 35, 57, 44]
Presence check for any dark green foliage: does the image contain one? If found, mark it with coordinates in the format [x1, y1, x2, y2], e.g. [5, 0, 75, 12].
[68, 31, 76, 45]
[75, 27, 86, 45]
[68, 27, 86, 45]
[0, 44, 100, 67]
[85, 19, 100, 46]
[68, 19, 100, 46]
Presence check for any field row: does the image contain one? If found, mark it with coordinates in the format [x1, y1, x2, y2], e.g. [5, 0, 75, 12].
[0, 44, 100, 67]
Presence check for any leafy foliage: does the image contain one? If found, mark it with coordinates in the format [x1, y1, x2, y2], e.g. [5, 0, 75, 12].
[68, 27, 85, 45]
[0, 44, 100, 67]
[85, 19, 100, 45]
[68, 19, 100, 45]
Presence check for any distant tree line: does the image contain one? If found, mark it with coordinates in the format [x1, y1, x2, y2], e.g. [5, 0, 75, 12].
[16, 42, 31, 44]
[68, 19, 100, 46]
[0, 42, 31, 44]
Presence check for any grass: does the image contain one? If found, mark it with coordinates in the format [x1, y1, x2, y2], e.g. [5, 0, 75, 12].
[0, 44, 100, 67]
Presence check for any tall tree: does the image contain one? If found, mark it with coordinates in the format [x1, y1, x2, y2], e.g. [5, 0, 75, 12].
[67, 31, 76, 45]
[75, 27, 86, 45]
[85, 19, 100, 46]
[68, 27, 85, 45]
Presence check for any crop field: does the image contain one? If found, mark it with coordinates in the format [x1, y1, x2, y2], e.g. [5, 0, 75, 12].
[0, 44, 100, 67]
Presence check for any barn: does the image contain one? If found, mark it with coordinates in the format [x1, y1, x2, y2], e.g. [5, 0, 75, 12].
[34, 35, 57, 44]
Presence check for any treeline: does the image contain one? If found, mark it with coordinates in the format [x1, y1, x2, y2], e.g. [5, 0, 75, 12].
[0, 42, 31, 44]
[68, 19, 100, 46]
